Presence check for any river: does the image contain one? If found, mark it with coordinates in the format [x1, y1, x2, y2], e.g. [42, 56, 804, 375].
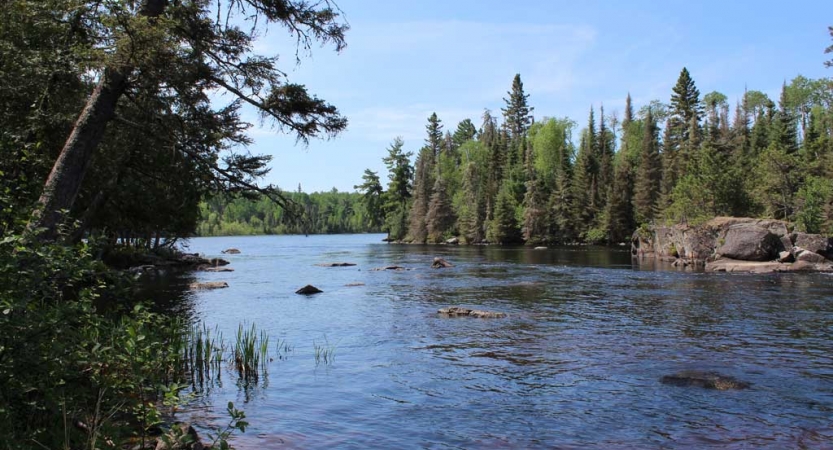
[143, 234, 833, 449]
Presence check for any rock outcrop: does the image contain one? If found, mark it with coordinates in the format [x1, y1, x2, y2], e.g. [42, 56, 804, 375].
[438, 306, 506, 318]
[634, 217, 833, 272]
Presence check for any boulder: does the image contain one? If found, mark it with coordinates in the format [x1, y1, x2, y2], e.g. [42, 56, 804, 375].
[534, 246, 547, 250]
[431, 257, 453, 269]
[445, 237, 460, 245]
[795, 248, 827, 264]
[777, 251, 794, 263]
[315, 262, 357, 267]
[660, 370, 750, 390]
[189, 281, 228, 290]
[221, 248, 241, 254]
[438, 306, 506, 318]
[705, 259, 787, 273]
[792, 233, 831, 257]
[207, 258, 230, 266]
[716, 223, 780, 261]
[295, 284, 323, 295]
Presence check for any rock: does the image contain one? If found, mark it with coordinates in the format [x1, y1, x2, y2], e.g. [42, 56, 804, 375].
[207, 258, 230, 266]
[705, 259, 787, 273]
[189, 281, 228, 290]
[717, 223, 780, 261]
[792, 233, 831, 258]
[534, 246, 547, 250]
[221, 248, 241, 254]
[445, 237, 460, 245]
[155, 423, 204, 450]
[438, 306, 506, 318]
[201, 266, 234, 272]
[371, 265, 409, 271]
[777, 251, 794, 263]
[660, 370, 750, 390]
[795, 248, 827, 264]
[315, 262, 357, 267]
[345, 282, 365, 287]
[431, 257, 453, 269]
[295, 284, 322, 295]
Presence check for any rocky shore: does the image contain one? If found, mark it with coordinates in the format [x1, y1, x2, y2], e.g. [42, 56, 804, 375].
[632, 217, 833, 273]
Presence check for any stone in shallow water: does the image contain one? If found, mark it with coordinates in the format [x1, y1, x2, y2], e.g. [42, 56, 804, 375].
[438, 306, 506, 318]
[189, 281, 228, 290]
[295, 284, 323, 295]
[660, 370, 750, 390]
[315, 262, 357, 267]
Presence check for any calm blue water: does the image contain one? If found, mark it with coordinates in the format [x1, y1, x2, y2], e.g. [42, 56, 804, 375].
[146, 234, 833, 449]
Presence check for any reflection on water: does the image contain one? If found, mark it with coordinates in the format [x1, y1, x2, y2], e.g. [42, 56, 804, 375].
[145, 235, 833, 449]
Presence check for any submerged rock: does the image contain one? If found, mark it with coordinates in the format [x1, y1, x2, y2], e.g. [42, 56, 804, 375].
[189, 281, 229, 290]
[221, 248, 241, 254]
[315, 262, 357, 267]
[431, 257, 453, 268]
[438, 306, 507, 318]
[345, 282, 365, 287]
[660, 370, 750, 390]
[295, 284, 323, 295]
[200, 266, 234, 272]
[371, 265, 409, 271]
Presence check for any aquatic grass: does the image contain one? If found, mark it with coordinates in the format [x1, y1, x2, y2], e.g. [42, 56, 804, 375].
[313, 335, 338, 366]
[275, 338, 293, 360]
[233, 323, 271, 382]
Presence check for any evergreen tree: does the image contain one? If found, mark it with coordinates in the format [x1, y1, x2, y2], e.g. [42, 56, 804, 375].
[606, 156, 635, 243]
[426, 174, 456, 242]
[408, 147, 433, 243]
[452, 119, 478, 148]
[501, 74, 534, 141]
[597, 105, 616, 208]
[634, 109, 662, 224]
[426, 112, 444, 158]
[381, 137, 413, 240]
[571, 108, 599, 234]
[354, 169, 384, 230]
[670, 67, 704, 137]
[488, 181, 522, 244]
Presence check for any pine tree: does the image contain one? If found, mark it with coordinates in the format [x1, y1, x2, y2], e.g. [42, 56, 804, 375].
[381, 137, 413, 240]
[426, 112, 444, 158]
[597, 105, 615, 208]
[488, 181, 522, 244]
[354, 169, 384, 230]
[426, 174, 455, 242]
[634, 109, 662, 224]
[571, 108, 598, 233]
[606, 156, 635, 243]
[501, 74, 534, 141]
[670, 67, 703, 137]
[408, 147, 433, 243]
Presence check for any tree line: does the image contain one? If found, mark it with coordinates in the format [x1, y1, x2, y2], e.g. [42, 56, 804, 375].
[356, 66, 833, 245]
[197, 188, 380, 236]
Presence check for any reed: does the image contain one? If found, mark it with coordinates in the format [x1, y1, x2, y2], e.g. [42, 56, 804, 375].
[313, 335, 337, 366]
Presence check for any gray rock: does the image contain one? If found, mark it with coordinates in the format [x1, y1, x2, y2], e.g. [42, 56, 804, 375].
[201, 266, 234, 272]
[207, 258, 230, 266]
[795, 248, 827, 264]
[717, 223, 780, 261]
[221, 248, 241, 254]
[189, 281, 229, 290]
[431, 257, 453, 268]
[315, 262, 357, 267]
[445, 237, 460, 245]
[438, 306, 507, 318]
[792, 233, 831, 257]
[295, 284, 323, 295]
[534, 246, 547, 250]
[777, 251, 794, 263]
[660, 370, 750, 390]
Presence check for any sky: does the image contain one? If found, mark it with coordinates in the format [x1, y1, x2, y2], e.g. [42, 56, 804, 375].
[237, 0, 833, 193]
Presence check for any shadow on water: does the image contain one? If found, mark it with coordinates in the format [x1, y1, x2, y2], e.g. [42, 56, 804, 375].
[138, 235, 833, 449]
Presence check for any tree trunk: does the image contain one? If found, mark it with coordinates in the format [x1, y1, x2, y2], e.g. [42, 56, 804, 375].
[27, 0, 168, 242]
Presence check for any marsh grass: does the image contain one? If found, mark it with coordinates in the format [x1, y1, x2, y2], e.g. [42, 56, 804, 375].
[313, 335, 338, 366]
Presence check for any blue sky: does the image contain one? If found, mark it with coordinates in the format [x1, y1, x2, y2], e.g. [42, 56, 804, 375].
[241, 0, 833, 193]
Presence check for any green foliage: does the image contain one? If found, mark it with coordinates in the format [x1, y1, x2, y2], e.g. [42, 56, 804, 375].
[0, 234, 200, 449]
[795, 176, 833, 233]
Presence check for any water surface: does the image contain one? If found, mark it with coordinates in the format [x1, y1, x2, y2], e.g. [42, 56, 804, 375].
[150, 234, 833, 449]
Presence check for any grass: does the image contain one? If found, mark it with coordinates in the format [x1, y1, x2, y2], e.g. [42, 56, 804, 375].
[313, 335, 338, 366]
